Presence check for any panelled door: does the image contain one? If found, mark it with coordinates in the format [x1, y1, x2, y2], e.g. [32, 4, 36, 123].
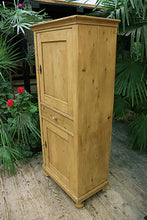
[42, 118, 73, 187]
[36, 28, 73, 116]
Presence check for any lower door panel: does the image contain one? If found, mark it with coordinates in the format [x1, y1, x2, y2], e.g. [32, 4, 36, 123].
[42, 118, 73, 187]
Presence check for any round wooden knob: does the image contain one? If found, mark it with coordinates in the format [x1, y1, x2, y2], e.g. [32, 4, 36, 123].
[52, 116, 57, 120]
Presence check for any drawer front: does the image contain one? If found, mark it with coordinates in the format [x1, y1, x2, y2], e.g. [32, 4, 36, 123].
[41, 105, 73, 134]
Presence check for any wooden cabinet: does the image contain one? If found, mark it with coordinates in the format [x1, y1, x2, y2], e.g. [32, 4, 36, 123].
[30, 15, 119, 208]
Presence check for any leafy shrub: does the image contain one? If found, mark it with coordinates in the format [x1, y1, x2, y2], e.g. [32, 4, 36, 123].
[0, 76, 41, 175]
[0, 1, 47, 35]
[0, 1, 48, 92]
[0, 1, 47, 175]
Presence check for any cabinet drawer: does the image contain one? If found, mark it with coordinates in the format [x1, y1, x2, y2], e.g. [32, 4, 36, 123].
[41, 105, 73, 134]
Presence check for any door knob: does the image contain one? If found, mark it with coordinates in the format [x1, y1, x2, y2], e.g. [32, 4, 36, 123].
[52, 116, 57, 121]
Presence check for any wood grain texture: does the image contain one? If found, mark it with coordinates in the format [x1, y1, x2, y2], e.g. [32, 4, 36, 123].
[30, 15, 120, 32]
[77, 24, 117, 197]
[0, 122, 146, 219]
[30, 15, 120, 206]
[36, 28, 73, 116]
[41, 105, 74, 135]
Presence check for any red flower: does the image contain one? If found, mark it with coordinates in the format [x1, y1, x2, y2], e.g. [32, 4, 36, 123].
[17, 87, 25, 94]
[7, 99, 14, 107]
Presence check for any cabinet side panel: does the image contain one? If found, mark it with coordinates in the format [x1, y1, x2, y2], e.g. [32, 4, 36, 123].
[77, 24, 117, 196]
[70, 25, 79, 196]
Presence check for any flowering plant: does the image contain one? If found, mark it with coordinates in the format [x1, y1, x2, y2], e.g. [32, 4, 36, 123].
[18, 3, 23, 8]
[0, 80, 41, 175]
[7, 99, 14, 107]
[7, 87, 38, 116]
[17, 87, 25, 94]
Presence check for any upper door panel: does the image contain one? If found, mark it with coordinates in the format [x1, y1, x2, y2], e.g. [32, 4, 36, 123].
[37, 28, 73, 116]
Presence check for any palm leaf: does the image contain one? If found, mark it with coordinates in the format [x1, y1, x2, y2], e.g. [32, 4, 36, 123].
[0, 36, 21, 73]
[0, 2, 48, 35]
[0, 118, 24, 175]
[143, 25, 147, 57]
[113, 95, 131, 120]
[10, 113, 40, 144]
[121, 6, 126, 32]
[0, 146, 24, 175]
[115, 60, 147, 106]
[128, 113, 147, 152]
[130, 0, 135, 8]
[0, 118, 13, 147]
[124, 0, 129, 25]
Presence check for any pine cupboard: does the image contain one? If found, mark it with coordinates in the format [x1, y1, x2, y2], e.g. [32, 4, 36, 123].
[30, 15, 120, 208]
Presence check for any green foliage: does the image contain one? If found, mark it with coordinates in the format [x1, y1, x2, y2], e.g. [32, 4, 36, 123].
[0, 117, 24, 176]
[115, 59, 147, 106]
[0, 36, 20, 74]
[0, 1, 46, 175]
[0, 0, 48, 84]
[129, 113, 147, 152]
[94, 0, 144, 22]
[88, 0, 147, 60]
[7, 88, 41, 151]
[0, 76, 13, 119]
[113, 95, 130, 120]
[0, 1, 48, 35]
[10, 113, 40, 145]
[0, 146, 22, 176]
[0, 76, 41, 175]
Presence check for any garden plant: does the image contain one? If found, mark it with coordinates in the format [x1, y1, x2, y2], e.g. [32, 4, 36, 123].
[0, 78, 41, 175]
[0, 1, 47, 175]
[0, 0, 47, 91]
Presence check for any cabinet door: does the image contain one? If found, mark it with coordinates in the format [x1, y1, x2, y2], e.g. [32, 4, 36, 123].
[42, 118, 73, 187]
[36, 28, 73, 116]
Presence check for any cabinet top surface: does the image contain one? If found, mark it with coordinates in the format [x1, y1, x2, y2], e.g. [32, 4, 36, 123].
[30, 15, 120, 31]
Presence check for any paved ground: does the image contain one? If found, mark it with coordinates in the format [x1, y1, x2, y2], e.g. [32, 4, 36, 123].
[0, 121, 147, 220]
